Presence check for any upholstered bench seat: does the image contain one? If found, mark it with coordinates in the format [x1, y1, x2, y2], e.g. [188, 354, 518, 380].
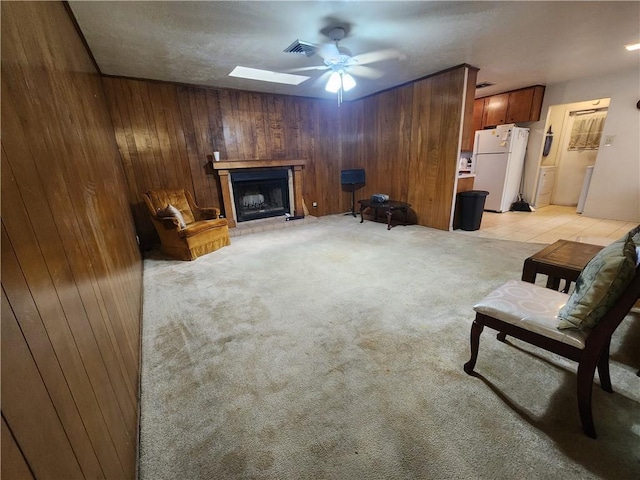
[474, 280, 588, 349]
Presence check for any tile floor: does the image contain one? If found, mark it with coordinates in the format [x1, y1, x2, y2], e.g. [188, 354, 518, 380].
[456, 205, 638, 245]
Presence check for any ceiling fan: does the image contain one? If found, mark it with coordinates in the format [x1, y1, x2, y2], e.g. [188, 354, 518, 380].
[285, 27, 404, 104]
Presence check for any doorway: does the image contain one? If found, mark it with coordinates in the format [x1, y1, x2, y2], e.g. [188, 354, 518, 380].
[534, 98, 610, 211]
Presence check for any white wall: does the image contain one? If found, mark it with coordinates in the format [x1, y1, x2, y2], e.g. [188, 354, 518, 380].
[523, 68, 640, 222]
[552, 111, 604, 206]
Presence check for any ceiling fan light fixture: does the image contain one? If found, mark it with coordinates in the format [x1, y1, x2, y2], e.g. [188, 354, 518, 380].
[325, 72, 342, 93]
[342, 73, 356, 91]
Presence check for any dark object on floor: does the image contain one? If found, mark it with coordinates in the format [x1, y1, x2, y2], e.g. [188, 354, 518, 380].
[510, 194, 533, 212]
[458, 190, 489, 231]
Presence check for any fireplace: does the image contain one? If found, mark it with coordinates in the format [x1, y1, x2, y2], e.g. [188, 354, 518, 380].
[231, 169, 291, 222]
[212, 159, 306, 228]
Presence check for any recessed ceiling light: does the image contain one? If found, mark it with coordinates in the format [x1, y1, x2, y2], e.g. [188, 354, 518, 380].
[624, 43, 640, 51]
[229, 66, 309, 85]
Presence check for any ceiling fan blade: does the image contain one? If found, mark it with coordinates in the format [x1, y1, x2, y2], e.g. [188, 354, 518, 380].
[286, 65, 330, 73]
[351, 48, 405, 65]
[347, 65, 385, 79]
[317, 42, 341, 61]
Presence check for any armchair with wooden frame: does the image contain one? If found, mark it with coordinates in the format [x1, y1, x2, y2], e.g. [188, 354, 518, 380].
[142, 188, 230, 261]
[464, 241, 639, 439]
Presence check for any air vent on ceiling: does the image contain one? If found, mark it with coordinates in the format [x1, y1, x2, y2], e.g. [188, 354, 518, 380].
[283, 40, 317, 57]
[476, 82, 495, 89]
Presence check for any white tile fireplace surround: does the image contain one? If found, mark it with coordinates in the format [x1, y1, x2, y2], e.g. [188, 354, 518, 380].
[212, 159, 306, 228]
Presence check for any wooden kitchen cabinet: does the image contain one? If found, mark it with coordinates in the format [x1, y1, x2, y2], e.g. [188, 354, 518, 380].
[474, 85, 545, 129]
[483, 93, 509, 127]
[505, 86, 545, 124]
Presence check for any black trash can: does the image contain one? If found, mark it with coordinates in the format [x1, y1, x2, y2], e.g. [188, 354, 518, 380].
[458, 190, 489, 231]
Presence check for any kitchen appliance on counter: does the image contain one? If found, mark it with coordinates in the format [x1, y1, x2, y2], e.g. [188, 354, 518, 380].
[472, 125, 530, 212]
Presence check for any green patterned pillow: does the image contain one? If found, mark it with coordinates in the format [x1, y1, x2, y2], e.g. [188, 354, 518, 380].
[557, 234, 637, 330]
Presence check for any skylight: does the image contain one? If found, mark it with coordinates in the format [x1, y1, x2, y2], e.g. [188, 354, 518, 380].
[229, 66, 310, 85]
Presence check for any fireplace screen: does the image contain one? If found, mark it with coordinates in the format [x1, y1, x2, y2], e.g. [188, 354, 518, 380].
[231, 169, 290, 222]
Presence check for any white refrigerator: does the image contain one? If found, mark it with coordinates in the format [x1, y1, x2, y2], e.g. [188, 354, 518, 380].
[472, 125, 530, 212]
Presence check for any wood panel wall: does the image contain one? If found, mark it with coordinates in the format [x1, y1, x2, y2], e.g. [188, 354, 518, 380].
[102, 78, 345, 246]
[343, 66, 476, 230]
[105, 66, 474, 243]
[1, 2, 142, 478]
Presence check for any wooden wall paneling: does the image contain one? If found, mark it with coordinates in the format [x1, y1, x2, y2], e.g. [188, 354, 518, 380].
[404, 68, 468, 230]
[315, 102, 343, 216]
[264, 94, 286, 158]
[460, 67, 479, 152]
[228, 90, 249, 159]
[373, 86, 413, 203]
[2, 3, 141, 477]
[109, 79, 158, 244]
[185, 87, 218, 207]
[238, 91, 259, 159]
[1, 290, 84, 479]
[298, 99, 317, 211]
[204, 89, 227, 206]
[126, 81, 160, 191]
[298, 101, 318, 212]
[436, 70, 466, 229]
[148, 83, 181, 190]
[9, 2, 142, 375]
[408, 77, 436, 227]
[339, 101, 365, 215]
[175, 86, 203, 196]
[137, 80, 168, 189]
[284, 96, 303, 159]
[309, 101, 326, 215]
[217, 89, 241, 160]
[432, 69, 466, 229]
[2, 67, 139, 413]
[2, 416, 35, 480]
[2, 227, 106, 478]
[1, 152, 133, 476]
[248, 92, 269, 159]
[51, 72, 141, 383]
[163, 84, 196, 191]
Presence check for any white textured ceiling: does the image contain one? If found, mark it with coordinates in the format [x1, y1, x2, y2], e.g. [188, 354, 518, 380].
[68, 1, 640, 100]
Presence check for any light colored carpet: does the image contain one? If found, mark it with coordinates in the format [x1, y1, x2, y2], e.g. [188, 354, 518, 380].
[140, 215, 640, 479]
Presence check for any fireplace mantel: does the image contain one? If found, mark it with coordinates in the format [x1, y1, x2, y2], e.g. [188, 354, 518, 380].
[212, 159, 306, 170]
[213, 159, 306, 228]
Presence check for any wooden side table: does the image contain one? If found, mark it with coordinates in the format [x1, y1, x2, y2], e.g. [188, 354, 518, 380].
[522, 239, 603, 292]
[358, 200, 411, 230]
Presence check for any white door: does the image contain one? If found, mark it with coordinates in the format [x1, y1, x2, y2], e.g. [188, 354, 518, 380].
[474, 153, 509, 211]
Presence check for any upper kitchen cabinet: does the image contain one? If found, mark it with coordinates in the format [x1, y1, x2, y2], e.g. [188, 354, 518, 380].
[476, 85, 545, 129]
[483, 93, 510, 126]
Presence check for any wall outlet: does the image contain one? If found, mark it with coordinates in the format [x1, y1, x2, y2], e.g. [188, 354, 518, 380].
[312, 202, 318, 208]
